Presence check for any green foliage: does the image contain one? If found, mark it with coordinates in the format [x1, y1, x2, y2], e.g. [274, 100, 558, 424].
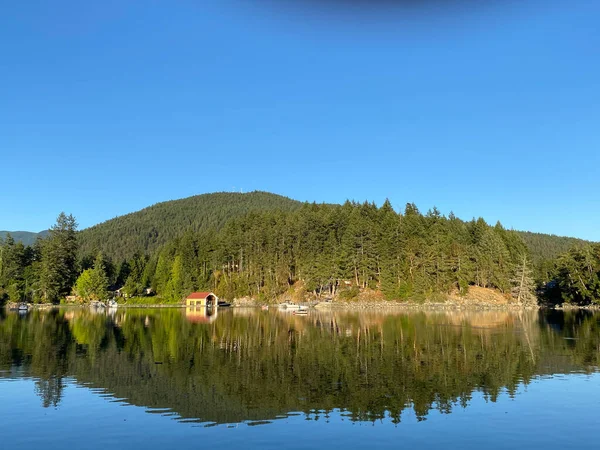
[338, 286, 360, 301]
[74, 270, 94, 301]
[517, 231, 590, 266]
[75, 253, 110, 302]
[39, 213, 78, 303]
[119, 296, 180, 305]
[544, 244, 600, 305]
[3, 192, 595, 306]
[77, 191, 302, 262]
[122, 253, 148, 297]
[137, 201, 532, 302]
[0, 234, 27, 303]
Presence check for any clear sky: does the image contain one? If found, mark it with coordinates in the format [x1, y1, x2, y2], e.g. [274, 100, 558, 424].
[1, 1, 598, 240]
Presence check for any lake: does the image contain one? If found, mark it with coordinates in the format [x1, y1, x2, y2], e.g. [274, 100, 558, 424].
[1, 307, 599, 449]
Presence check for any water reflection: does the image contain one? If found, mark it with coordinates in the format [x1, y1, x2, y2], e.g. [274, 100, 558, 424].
[0, 307, 598, 425]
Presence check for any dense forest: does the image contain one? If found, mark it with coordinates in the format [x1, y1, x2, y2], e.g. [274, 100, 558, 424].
[1, 192, 598, 305]
[517, 231, 589, 264]
[129, 201, 535, 303]
[1, 308, 598, 423]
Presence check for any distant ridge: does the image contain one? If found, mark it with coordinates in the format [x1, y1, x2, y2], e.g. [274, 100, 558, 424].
[516, 231, 591, 264]
[0, 230, 48, 246]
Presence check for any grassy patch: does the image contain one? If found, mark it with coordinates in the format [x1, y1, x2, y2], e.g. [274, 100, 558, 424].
[119, 296, 182, 306]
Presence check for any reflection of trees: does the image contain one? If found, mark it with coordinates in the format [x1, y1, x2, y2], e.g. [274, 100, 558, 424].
[537, 309, 600, 371]
[0, 309, 599, 424]
[34, 376, 65, 408]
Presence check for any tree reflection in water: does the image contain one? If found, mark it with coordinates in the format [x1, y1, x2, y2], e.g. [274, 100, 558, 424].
[0, 308, 598, 424]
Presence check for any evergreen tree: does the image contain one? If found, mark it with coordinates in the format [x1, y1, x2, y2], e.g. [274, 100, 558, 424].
[40, 213, 78, 303]
[165, 255, 184, 301]
[0, 234, 27, 302]
[122, 253, 148, 297]
[547, 245, 600, 305]
[90, 253, 110, 301]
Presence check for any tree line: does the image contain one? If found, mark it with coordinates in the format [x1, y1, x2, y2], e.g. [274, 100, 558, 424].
[1, 202, 597, 305]
[0, 213, 78, 304]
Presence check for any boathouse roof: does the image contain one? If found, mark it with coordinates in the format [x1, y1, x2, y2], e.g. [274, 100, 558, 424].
[186, 292, 215, 300]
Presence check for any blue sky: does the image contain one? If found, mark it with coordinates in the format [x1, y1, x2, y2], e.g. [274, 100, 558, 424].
[1, 1, 598, 240]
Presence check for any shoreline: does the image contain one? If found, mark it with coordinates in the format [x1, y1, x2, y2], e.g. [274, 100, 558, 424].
[313, 301, 541, 311]
[5, 300, 599, 311]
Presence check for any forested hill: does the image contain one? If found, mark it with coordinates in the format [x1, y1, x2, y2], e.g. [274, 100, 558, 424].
[77, 192, 302, 261]
[76, 191, 592, 264]
[0, 230, 48, 246]
[3, 192, 597, 305]
[516, 231, 590, 264]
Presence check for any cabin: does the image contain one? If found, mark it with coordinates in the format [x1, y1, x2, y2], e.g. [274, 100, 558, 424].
[186, 292, 218, 308]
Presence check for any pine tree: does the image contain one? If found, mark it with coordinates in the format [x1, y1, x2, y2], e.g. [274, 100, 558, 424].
[0, 234, 27, 302]
[165, 255, 184, 301]
[549, 245, 600, 305]
[89, 253, 110, 301]
[40, 213, 78, 303]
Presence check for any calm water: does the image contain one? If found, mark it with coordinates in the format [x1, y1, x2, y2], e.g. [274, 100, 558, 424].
[1, 307, 599, 449]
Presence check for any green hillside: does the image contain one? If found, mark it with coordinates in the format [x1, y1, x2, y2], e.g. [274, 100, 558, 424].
[0, 230, 48, 246]
[77, 191, 302, 261]
[4, 193, 591, 268]
[76, 191, 592, 266]
[516, 231, 590, 264]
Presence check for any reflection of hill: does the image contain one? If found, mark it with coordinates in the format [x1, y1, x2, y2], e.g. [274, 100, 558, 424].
[0, 309, 599, 425]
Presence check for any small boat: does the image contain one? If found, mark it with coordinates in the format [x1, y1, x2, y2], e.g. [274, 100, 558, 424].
[108, 299, 118, 309]
[218, 300, 232, 308]
[18, 303, 29, 312]
[293, 309, 308, 315]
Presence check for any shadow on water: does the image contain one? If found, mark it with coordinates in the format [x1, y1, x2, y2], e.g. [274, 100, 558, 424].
[1, 307, 599, 425]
